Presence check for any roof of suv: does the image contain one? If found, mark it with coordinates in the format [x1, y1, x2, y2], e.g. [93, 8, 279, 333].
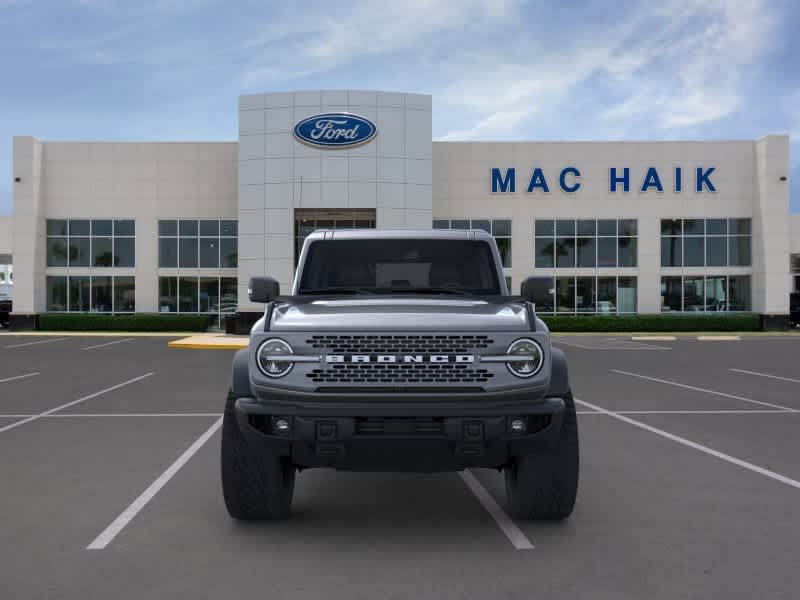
[303, 228, 495, 242]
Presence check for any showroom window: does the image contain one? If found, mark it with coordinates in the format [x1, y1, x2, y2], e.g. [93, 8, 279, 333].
[791, 254, 800, 293]
[660, 275, 751, 312]
[661, 218, 751, 267]
[46, 219, 135, 268]
[534, 219, 637, 269]
[45, 276, 135, 312]
[530, 276, 637, 315]
[158, 219, 238, 269]
[158, 276, 237, 327]
[433, 218, 512, 288]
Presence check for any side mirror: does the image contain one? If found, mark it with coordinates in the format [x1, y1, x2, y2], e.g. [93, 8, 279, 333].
[520, 276, 554, 306]
[248, 276, 280, 303]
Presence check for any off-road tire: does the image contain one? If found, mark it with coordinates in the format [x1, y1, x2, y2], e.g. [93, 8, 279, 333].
[504, 391, 579, 520]
[221, 391, 295, 520]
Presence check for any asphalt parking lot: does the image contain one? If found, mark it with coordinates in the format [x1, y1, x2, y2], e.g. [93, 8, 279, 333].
[1, 333, 799, 599]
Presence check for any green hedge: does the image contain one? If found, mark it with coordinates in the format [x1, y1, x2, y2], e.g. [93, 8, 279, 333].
[38, 313, 212, 332]
[540, 314, 760, 332]
[36, 312, 761, 333]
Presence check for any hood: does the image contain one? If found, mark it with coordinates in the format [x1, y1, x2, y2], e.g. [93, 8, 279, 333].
[269, 297, 531, 332]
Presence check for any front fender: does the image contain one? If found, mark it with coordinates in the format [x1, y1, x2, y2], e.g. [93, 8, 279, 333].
[230, 348, 253, 398]
[546, 346, 570, 398]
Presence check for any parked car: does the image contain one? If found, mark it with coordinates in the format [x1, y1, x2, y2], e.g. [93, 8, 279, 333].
[222, 229, 579, 521]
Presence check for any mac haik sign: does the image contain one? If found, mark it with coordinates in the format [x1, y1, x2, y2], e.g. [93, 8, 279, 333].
[490, 167, 717, 194]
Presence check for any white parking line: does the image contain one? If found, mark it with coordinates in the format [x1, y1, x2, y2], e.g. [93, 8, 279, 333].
[0, 373, 155, 434]
[574, 397, 800, 490]
[578, 409, 798, 415]
[4, 337, 69, 349]
[611, 369, 796, 412]
[729, 368, 800, 385]
[87, 417, 223, 550]
[0, 413, 221, 418]
[555, 339, 670, 351]
[83, 338, 134, 351]
[48, 412, 222, 418]
[459, 470, 534, 550]
[0, 372, 40, 384]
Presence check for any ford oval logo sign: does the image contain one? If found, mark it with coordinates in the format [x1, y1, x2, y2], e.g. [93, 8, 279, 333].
[293, 113, 377, 149]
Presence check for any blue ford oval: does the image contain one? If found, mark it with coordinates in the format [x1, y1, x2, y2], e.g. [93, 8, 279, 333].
[293, 113, 377, 148]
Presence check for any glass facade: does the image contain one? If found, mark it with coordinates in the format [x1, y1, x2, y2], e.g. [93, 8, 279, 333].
[46, 219, 135, 268]
[46, 276, 135, 312]
[661, 218, 751, 267]
[158, 219, 238, 269]
[532, 276, 637, 315]
[660, 275, 751, 312]
[158, 276, 237, 326]
[32, 209, 774, 319]
[534, 219, 637, 269]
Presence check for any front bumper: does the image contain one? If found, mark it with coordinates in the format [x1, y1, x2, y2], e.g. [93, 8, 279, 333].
[233, 395, 565, 471]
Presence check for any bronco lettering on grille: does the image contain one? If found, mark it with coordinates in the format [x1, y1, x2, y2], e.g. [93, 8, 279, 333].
[325, 354, 475, 364]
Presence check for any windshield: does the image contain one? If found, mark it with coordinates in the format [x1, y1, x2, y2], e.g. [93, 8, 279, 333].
[298, 238, 502, 295]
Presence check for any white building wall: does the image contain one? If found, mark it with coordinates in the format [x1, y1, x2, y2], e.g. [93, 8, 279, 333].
[0, 215, 11, 255]
[11, 137, 44, 314]
[237, 90, 433, 310]
[791, 216, 800, 254]
[12, 139, 237, 314]
[432, 137, 788, 313]
[753, 135, 792, 314]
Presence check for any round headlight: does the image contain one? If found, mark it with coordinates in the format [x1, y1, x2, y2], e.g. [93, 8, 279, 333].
[506, 338, 543, 378]
[256, 338, 293, 378]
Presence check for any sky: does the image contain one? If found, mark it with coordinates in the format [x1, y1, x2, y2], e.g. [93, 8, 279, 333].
[0, 0, 798, 215]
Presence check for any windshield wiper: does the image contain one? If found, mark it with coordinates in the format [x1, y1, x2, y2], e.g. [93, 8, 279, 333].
[299, 287, 377, 295]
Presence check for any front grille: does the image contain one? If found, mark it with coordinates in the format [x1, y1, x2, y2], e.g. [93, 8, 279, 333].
[306, 334, 495, 385]
[306, 334, 493, 354]
[308, 363, 493, 384]
[355, 417, 444, 436]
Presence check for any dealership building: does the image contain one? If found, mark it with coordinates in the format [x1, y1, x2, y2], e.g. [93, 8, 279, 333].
[1, 89, 798, 329]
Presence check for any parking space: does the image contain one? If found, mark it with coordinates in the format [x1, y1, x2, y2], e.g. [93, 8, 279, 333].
[1, 334, 799, 599]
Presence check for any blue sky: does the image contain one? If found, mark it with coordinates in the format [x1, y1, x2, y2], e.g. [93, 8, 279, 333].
[1, 0, 798, 215]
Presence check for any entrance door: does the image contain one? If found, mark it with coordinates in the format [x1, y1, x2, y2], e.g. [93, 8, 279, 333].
[293, 209, 376, 266]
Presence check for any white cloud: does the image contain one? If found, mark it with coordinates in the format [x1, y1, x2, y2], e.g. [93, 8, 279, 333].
[600, 0, 776, 131]
[236, 0, 516, 87]
[434, 0, 777, 139]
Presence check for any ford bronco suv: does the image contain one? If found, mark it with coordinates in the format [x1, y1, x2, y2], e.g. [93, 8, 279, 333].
[222, 229, 578, 520]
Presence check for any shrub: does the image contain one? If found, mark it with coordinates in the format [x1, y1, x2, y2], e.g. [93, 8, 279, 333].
[38, 313, 212, 332]
[540, 314, 760, 332]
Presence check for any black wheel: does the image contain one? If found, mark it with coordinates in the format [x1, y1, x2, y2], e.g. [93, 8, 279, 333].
[221, 391, 295, 520]
[505, 390, 579, 520]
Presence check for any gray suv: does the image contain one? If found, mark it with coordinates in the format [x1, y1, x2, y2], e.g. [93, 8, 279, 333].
[222, 229, 578, 520]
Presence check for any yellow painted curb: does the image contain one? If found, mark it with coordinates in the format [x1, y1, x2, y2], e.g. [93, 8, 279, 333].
[697, 335, 741, 341]
[168, 335, 249, 350]
[631, 336, 677, 341]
